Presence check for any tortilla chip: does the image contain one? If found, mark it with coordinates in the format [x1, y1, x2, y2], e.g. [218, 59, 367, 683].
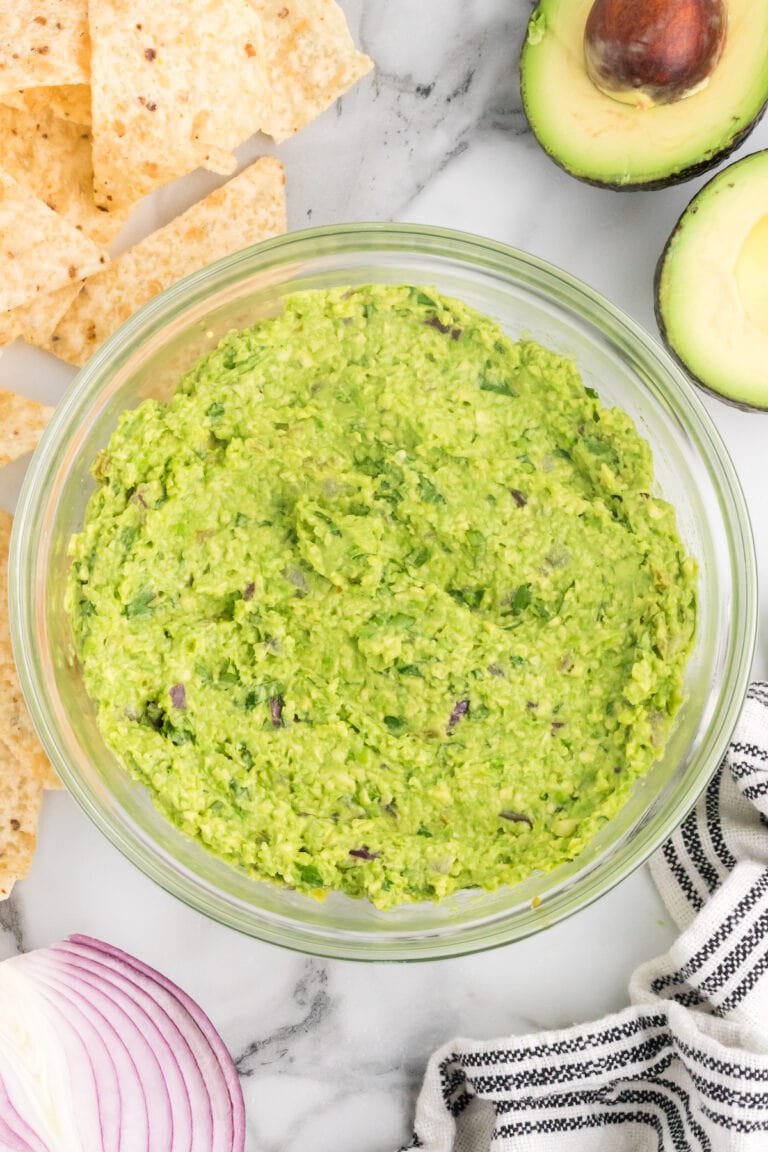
[0, 99, 104, 347]
[0, 389, 53, 464]
[0, 104, 127, 249]
[0, 512, 60, 790]
[0, 166, 107, 313]
[0, 1, 89, 92]
[0, 508, 61, 896]
[0, 756, 43, 899]
[254, 0, 373, 142]
[0, 83, 91, 125]
[0, 318, 23, 348]
[48, 156, 286, 366]
[90, 0, 271, 211]
[0, 283, 83, 350]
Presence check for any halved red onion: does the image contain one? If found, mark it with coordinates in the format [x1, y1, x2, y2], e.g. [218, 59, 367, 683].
[0, 934, 245, 1150]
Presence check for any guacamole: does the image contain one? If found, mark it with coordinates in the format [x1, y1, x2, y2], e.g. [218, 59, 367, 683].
[67, 285, 697, 908]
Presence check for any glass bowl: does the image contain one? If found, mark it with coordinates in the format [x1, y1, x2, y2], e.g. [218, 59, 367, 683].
[11, 224, 756, 960]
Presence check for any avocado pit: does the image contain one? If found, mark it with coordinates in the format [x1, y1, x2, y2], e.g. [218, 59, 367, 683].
[584, 0, 726, 109]
[520, 0, 768, 190]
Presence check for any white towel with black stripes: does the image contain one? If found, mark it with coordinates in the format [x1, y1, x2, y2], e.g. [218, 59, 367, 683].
[401, 682, 768, 1152]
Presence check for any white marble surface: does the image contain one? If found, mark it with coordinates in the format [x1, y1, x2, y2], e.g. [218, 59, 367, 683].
[1, 3, 767, 1149]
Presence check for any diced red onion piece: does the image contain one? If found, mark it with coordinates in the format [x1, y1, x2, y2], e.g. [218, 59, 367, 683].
[170, 683, 186, 709]
[447, 699, 469, 731]
[349, 847, 381, 861]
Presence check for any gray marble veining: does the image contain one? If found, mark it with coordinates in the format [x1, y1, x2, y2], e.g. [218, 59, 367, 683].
[249, 0, 533, 229]
[0, 894, 24, 957]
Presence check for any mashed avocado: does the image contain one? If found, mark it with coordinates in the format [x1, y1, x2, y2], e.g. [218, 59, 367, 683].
[67, 285, 697, 908]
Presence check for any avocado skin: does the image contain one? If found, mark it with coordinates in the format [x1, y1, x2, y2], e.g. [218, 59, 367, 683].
[654, 293, 768, 413]
[534, 110, 766, 192]
[653, 182, 768, 413]
[518, 11, 768, 192]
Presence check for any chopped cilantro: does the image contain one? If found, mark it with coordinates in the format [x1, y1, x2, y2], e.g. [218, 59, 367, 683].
[298, 864, 324, 888]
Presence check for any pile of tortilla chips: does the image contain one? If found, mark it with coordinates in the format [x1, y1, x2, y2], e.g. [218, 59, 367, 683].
[0, 2, 371, 895]
[0, 0, 372, 363]
[0, 391, 59, 899]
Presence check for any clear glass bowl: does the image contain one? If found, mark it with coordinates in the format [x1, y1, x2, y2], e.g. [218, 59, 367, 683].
[11, 225, 756, 960]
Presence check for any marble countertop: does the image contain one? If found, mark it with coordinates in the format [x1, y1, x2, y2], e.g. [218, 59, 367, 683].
[2, 3, 767, 1149]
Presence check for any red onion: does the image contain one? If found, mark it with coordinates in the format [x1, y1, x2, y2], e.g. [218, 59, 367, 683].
[0, 934, 245, 1150]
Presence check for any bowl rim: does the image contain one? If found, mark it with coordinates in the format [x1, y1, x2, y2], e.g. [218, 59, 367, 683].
[11, 222, 758, 960]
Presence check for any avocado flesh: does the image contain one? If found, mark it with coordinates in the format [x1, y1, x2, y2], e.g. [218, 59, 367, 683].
[655, 151, 768, 411]
[520, 0, 768, 189]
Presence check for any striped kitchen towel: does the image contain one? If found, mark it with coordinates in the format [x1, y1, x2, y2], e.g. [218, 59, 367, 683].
[402, 682, 768, 1151]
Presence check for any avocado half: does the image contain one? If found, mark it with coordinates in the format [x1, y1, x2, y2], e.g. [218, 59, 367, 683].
[520, 0, 768, 189]
[655, 151, 768, 412]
